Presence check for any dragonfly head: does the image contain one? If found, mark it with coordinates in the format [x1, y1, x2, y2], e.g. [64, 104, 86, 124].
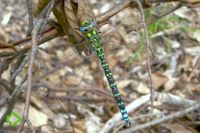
[80, 20, 95, 33]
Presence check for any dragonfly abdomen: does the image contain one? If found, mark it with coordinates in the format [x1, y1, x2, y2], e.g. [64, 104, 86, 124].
[100, 55, 130, 122]
[91, 31, 130, 124]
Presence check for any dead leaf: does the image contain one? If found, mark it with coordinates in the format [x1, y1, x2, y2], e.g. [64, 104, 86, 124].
[163, 123, 194, 133]
[164, 75, 176, 91]
[136, 82, 149, 94]
[15, 103, 48, 127]
[152, 73, 168, 89]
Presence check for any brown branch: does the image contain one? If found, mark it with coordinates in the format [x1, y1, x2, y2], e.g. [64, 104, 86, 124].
[96, 0, 131, 24]
[0, 0, 192, 59]
[26, 0, 34, 36]
[133, 0, 154, 104]
[0, 58, 13, 75]
[0, 27, 62, 58]
[9, 54, 29, 84]
[17, 0, 56, 132]
[0, 76, 27, 128]
[119, 103, 200, 133]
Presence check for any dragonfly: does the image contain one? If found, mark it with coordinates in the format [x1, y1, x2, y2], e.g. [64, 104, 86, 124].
[79, 19, 131, 127]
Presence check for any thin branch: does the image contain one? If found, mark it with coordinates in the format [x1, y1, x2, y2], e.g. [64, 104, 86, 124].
[146, 3, 182, 26]
[8, 52, 25, 88]
[133, 0, 154, 104]
[96, 0, 131, 24]
[100, 92, 197, 133]
[17, 0, 56, 132]
[57, 100, 75, 133]
[119, 103, 200, 133]
[0, 58, 13, 75]
[10, 55, 29, 82]
[0, 76, 27, 128]
[100, 93, 154, 133]
[26, 0, 34, 36]
[0, 1, 183, 59]
[0, 79, 11, 91]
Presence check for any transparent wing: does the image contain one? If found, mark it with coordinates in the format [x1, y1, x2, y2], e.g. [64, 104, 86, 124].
[93, 21, 141, 70]
[59, 40, 104, 84]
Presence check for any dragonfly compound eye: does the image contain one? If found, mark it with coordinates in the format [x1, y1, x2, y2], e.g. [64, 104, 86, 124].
[89, 21, 95, 28]
[80, 27, 89, 32]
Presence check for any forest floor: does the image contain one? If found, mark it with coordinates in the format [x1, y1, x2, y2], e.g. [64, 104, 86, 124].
[0, 0, 200, 133]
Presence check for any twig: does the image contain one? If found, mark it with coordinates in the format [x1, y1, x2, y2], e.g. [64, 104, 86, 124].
[187, 57, 200, 81]
[57, 100, 75, 133]
[17, 41, 35, 133]
[0, 76, 27, 128]
[146, 3, 182, 26]
[176, 119, 199, 133]
[133, 0, 154, 104]
[0, 28, 61, 58]
[26, 0, 34, 36]
[100, 92, 197, 133]
[9, 54, 30, 83]
[96, 0, 131, 24]
[100, 93, 154, 133]
[10, 54, 25, 86]
[0, 79, 11, 92]
[0, 1, 182, 59]
[46, 94, 106, 103]
[17, 0, 56, 132]
[119, 103, 200, 133]
[0, 58, 13, 75]
[10, 75, 28, 99]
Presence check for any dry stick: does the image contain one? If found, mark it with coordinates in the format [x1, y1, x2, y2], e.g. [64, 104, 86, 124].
[100, 92, 197, 133]
[9, 54, 30, 83]
[0, 79, 11, 91]
[16, 28, 62, 54]
[12, 0, 36, 86]
[96, 0, 185, 24]
[0, 76, 27, 128]
[9, 54, 28, 87]
[136, 3, 182, 104]
[34, 82, 131, 103]
[0, 0, 179, 58]
[0, 0, 129, 57]
[26, 0, 34, 36]
[17, 0, 56, 132]
[10, 76, 28, 99]
[57, 100, 75, 133]
[100, 94, 154, 133]
[0, 27, 58, 58]
[0, 58, 13, 75]
[119, 103, 200, 133]
[175, 119, 198, 133]
[1, 0, 32, 96]
[146, 3, 182, 26]
[96, 0, 131, 24]
[11, 26, 54, 47]
[134, 0, 154, 104]
[187, 57, 200, 81]
[47, 95, 106, 103]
